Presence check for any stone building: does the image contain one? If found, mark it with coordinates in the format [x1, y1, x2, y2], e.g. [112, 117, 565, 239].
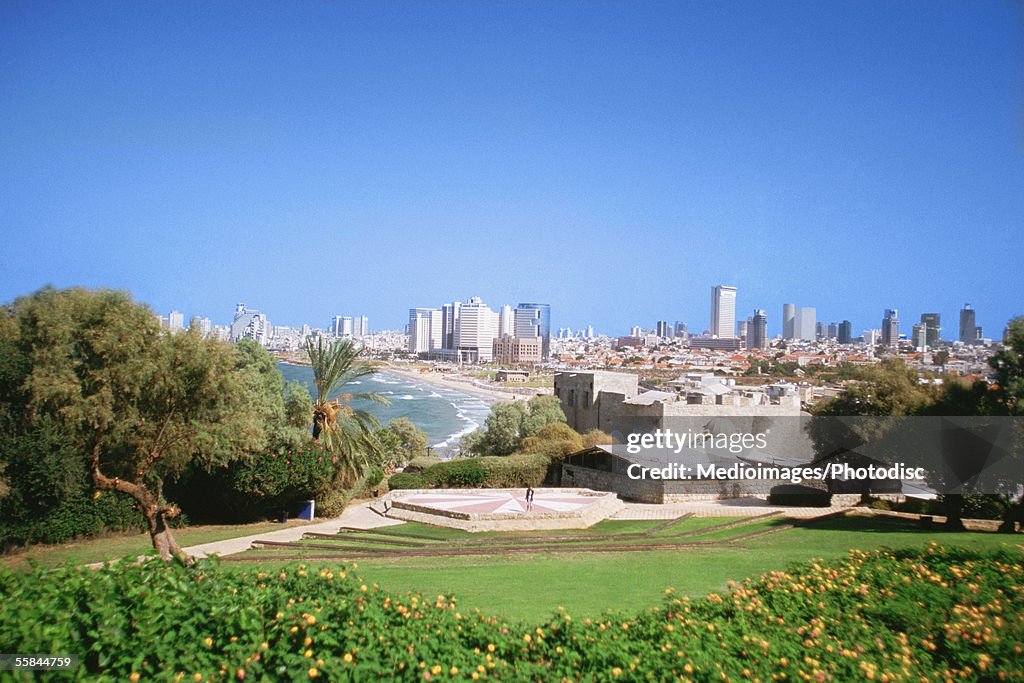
[553, 370, 801, 440]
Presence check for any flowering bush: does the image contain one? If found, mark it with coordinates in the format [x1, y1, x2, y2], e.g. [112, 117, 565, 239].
[0, 544, 1021, 680]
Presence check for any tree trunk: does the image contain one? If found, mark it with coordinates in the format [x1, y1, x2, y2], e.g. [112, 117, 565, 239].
[91, 443, 192, 563]
[143, 503, 189, 562]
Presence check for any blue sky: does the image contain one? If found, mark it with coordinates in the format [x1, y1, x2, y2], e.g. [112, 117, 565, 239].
[2, 1, 1022, 337]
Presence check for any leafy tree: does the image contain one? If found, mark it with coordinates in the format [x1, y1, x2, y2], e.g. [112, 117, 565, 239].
[467, 396, 568, 456]
[933, 350, 950, 371]
[989, 316, 1024, 415]
[386, 417, 428, 464]
[581, 429, 614, 449]
[305, 337, 389, 483]
[810, 345, 1024, 531]
[811, 359, 937, 417]
[284, 380, 313, 429]
[0, 288, 272, 560]
[233, 339, 290, 445]
[477, 402, 528, 456]
[521, 395, 568, 438]
[520, 422, 583, 459]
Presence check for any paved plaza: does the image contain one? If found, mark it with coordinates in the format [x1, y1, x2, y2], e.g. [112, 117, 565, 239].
[398, 490, 606, 515]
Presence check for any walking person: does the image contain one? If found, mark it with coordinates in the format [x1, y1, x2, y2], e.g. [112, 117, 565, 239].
[525, 485, 535, 512]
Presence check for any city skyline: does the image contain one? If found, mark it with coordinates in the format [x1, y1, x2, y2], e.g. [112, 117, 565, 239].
[2, 3, 1022, 336]
[142, 290, 1005, 344]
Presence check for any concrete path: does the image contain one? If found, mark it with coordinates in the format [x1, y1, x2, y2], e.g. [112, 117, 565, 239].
[183, 503, 404, 559]
[611, 497, 854, 520]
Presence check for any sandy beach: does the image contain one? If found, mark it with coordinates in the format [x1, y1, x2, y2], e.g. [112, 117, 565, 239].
[382, 364, 540, 405]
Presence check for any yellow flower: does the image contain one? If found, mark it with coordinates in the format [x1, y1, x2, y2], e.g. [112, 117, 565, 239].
[308, 668, 318, 679]
[431, 665, 443, 675]
[612, 667, 622, 677]
[449, 667, 459, 676]
[343, 653, 353, 663]
[523, 634, 532, 643]
[487, 644, 495, 653]
[129, 674, 140, 682]
[203, 637, 213, 648]
[306, 615, 317, 626]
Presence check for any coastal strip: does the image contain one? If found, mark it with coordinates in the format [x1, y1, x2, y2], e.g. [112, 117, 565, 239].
[382, 364, 537, 405]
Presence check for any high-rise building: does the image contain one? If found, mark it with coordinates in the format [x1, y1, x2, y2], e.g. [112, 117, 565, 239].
[168, 310, 184, 334]
[710, 285, 737, 339]
[353, 315, 369, 338]
[863, 329, 881, 346]
[782, 304, 796, 340]
[838, 320, 853, 344]
[408, 308, 438, 354]
[815, 322, 826, 340]
[882, 309, 899, 347]
[920, 313, 941, 347]
[231, 304, 271, 345]
[959, 304, 977, 343]
[827, 322, 839, 339]
[656, 320, 673, 338]
[189, 316, 212, 337]
[441, 302, 461, 351]
[794, 307, 816, 341]
[630, 326, 643, 337]
[747, 309, 768, 350]
[456, 297, 500, 363]
[912, 323, 928, 350]
[737, 319, 749, 339]
[674, 321, 688, 338]
[498, 305, 514, 338]
[515, 303, 551, 360]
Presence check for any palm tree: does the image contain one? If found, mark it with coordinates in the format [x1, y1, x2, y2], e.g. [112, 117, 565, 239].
[305, 336, 390, 483]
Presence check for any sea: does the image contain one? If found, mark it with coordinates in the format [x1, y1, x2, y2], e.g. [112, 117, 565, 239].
[278, 363, 492, 457]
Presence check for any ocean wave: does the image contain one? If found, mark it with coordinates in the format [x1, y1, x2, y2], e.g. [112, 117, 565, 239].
[397, 394, 416, 400]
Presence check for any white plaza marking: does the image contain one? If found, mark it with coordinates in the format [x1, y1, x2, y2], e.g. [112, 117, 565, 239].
[495, 499, 526, 513]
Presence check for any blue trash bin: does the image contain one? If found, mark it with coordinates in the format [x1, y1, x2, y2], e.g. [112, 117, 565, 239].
[297, 500, 315, 521]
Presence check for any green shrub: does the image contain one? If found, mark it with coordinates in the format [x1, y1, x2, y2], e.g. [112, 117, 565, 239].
[477, 453, 550, 488]
[221, 438, 337, 518]
[404, 456, 442, 472]
[363, 467, 385, 490]
[0, 547, 1021, 680]
[0, 424, 147, 549]
[388, 472, 428, 489]
[423, 459, 488, 487]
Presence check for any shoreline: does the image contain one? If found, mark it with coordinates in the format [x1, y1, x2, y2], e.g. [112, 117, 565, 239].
[381, 364, 538, 405]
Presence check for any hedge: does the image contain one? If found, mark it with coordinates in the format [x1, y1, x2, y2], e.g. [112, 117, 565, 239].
[388, 453, 549, 491]
[0, 546, 1020, 680]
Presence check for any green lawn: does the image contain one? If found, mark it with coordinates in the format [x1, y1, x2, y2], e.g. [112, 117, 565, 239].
[325, 515, 1019, 622]
[0, 521, 309, 570]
